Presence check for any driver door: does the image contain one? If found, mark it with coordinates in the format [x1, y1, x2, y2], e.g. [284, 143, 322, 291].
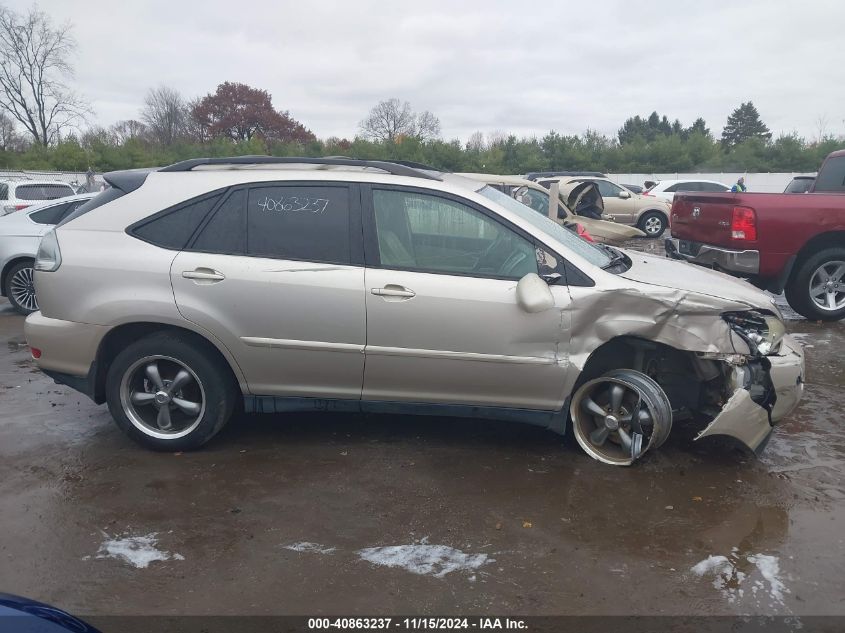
[361, 185, 569, 410]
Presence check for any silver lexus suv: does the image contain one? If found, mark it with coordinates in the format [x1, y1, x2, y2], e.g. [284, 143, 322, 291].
[25, 157, 804, 466]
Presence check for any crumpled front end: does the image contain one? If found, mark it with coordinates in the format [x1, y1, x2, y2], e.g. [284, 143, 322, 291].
[696, 334, 804, 453]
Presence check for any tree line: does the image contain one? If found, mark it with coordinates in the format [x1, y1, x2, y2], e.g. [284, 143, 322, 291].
[0, 4, 841, 175]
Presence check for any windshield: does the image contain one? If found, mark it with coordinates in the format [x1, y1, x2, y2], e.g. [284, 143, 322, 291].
[477, 185, 611, 269]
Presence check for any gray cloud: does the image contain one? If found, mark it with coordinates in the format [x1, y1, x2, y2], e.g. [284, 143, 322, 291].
[8, 0, 845, 141]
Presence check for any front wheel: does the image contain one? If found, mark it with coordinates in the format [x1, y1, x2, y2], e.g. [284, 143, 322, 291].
[105, 332, 237, 451]
[784, 247, 845, 321]
[637, 211, 667, 238]
[5, 260, 38, 315]
[570, 369, 672, 466]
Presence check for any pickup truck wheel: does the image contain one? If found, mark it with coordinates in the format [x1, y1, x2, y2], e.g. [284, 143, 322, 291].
[105, 332, 238, 451]
[785, 247, 845, 321]
[637, 211, 667, 238]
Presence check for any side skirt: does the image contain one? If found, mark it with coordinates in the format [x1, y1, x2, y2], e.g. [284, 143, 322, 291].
[243, 396, 569, 435]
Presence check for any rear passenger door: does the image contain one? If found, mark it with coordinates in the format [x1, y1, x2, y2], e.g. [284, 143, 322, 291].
[169, 182, 366, 399]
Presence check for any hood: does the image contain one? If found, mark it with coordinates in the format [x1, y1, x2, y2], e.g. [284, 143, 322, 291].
[558, 181, 604, 213]
[618, 250, 777, 311]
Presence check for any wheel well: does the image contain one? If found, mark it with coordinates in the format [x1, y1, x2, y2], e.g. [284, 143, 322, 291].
[793, 231, 845, 271]
[92, 322, 241, 404]
[1, 256, 35, 296]
[576, 336, 722, 414]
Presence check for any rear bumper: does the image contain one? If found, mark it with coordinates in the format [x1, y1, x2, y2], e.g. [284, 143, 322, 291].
[695, 335, 804, 454]
[24, 311, 107, 391]
[665, 238, 760, 275]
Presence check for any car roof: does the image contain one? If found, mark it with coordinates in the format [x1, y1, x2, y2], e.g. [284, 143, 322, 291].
[6, 179, 76, 187]
[23, 192, 95, 213]
[654, 178, 728, 185]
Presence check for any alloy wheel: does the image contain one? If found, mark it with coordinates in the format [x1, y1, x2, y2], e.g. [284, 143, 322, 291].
[119, 355, 206, 439]
[809, 260, 845, 312]
[9, 266, 38, 312]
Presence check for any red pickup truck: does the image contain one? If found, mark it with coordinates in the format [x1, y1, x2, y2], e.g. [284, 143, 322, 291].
[666, 149, 845, 320]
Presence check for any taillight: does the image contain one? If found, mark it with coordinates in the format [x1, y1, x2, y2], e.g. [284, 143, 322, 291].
[731, 206, 757, 240]
[14, 204, 29, 211]
[31, 348, 42, 359]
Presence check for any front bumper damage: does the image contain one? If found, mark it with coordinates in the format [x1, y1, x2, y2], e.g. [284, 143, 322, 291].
[695, 334, 804, 453]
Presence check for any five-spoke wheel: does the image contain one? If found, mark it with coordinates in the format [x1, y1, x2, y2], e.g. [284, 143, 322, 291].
[570, 369, 672, 466]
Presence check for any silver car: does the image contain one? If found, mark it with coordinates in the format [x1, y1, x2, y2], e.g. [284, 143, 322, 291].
[24, 158, 804, 466]
[0, 193, 94, 314]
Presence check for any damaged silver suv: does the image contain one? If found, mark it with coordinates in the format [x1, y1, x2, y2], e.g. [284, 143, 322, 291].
[25, 157, 804, 466]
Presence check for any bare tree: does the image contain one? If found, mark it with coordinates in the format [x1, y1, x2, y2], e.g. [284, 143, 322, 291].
[110, 119, 147, 144]
[815, 114, 830, 143]
[141, 85, 188, 146]
[415, 110, 441, 141]
[466, 131, 486, 152]
[0, 111, 24, 150]
[0, 5, 89, 146]
[359, 98, 416, 142]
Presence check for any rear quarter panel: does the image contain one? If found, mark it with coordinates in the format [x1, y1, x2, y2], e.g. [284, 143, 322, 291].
[671, 192, 845, 278]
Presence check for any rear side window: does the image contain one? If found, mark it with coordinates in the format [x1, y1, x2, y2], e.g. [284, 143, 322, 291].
[785, 178, 814, 193]
[246, 184, 350, 263]
[815, 156, 845, 192]
[133, 192, 224, 250]
[0, 184, 7, 200]
[697, 182, 729, 192]
[192, 189, 246, 254]
[15, 184, 74, 200]
[30, 202, 74, 225]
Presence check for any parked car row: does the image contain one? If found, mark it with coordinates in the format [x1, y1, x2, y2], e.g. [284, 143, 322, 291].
[21, 156, 803, 468]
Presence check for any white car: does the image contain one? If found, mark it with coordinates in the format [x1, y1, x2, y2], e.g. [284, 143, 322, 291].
[0, 193, 94, 313]
[644, 179, 731, 203]
[0, 179, 76, 216]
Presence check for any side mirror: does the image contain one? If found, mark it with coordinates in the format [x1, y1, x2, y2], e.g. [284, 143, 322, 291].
[618, 190, 632, 199]
[516, 273, 555, 313]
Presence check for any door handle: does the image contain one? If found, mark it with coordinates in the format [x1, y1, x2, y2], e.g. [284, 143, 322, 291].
[371, 285, 416, 299]
[182, 268, 225, 282]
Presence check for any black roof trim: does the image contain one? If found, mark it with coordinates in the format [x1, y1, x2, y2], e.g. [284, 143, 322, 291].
[103, 168, 155, 193]
[158, 156, 442, 181]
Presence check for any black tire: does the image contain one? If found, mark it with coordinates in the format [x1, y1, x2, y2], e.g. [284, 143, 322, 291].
[637, 211, 668, 238]
[4, 260, 38, 315]
[105, 331, 238, 451]
[784, 246, 845, 321]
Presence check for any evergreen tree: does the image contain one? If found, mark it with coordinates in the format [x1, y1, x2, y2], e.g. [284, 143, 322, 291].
[720, 101, 772, 147]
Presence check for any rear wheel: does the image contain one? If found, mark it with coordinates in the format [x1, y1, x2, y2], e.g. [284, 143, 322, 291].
[5, 260, 38, 315]
[637, 211, 667, 238]
[105, 332, 237, 451]
[570, 369, 672, 466]
[785, 247, 845, 321]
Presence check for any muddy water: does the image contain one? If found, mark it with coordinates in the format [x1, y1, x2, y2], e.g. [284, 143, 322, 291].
[1, 257, 843, 617]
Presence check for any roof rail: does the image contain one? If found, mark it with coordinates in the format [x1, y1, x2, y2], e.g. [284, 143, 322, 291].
[158, 156, 442, 181]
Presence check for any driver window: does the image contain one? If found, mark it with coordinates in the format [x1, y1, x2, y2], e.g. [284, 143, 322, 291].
[372, 189, 538, 280]
[595, 180, 622, 197]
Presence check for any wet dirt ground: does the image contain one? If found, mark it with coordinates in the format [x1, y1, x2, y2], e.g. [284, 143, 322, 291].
[1, 240, 844, 619]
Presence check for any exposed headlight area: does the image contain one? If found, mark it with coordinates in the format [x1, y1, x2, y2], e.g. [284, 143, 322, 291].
[723, 310, 786, 356]
[34, 229, 62, 272]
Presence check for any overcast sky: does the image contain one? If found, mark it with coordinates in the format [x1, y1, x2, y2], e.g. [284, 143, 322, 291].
[8, 0, 845, 142]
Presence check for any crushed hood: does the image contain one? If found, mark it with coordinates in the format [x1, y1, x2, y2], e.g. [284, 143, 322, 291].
[618, 250, 776, 311]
